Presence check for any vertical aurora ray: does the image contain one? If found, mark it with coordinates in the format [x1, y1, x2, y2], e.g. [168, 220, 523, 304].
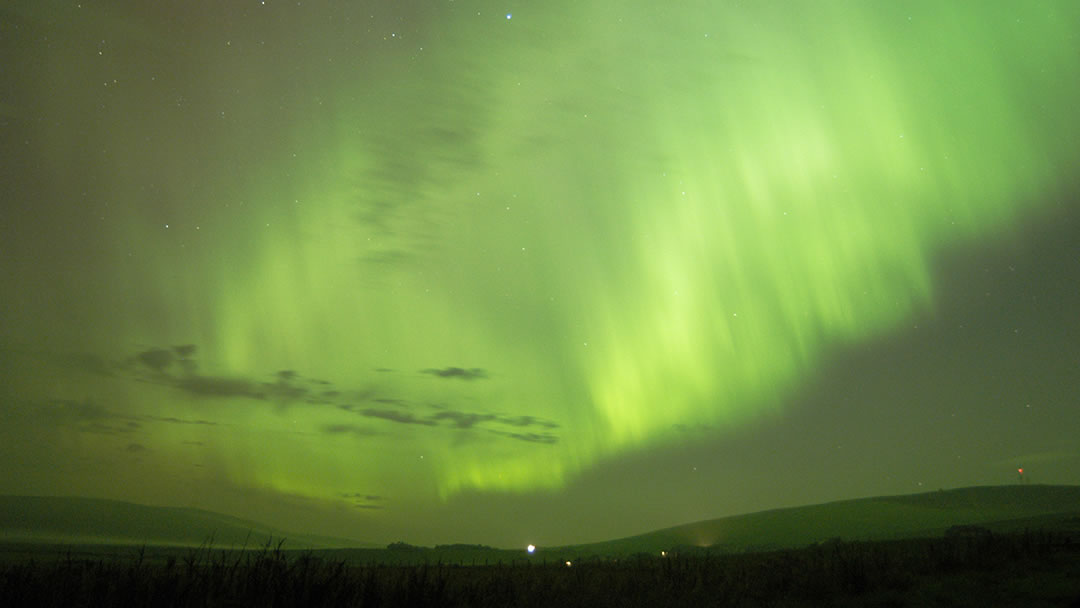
[164, 2, 1080, 498]
[413, 1, 1080, 494]
[4, 0, 1079, 527]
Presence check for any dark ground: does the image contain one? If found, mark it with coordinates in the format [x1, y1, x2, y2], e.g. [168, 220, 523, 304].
[2, 525, 1079, 607]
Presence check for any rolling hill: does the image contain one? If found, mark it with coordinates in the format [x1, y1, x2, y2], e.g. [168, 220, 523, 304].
[0, 495, 369, 549]
[2, 485, 1078, 558]
[554, 484, 1080, 556]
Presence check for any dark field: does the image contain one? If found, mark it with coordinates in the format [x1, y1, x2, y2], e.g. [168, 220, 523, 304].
[3, 528, 1079, 607]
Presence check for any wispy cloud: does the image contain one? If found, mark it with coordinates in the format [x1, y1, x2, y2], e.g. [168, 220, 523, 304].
[145, 415, 217, 426]
[136, 348, 174, 372]
[357, 408, 437, 426]
[54, 345, 562, 446]
[429, 411, 496, 429]
[337, 403, 561, 443]
[491, 430, 559, 444]
[322, 424, 381, 437]
[421, 367, 487, 380]
[174, 376, 266, 399]
[495, 415, 560, 429]
[37, 399, 221, 435]
[340, 492, 386, 510]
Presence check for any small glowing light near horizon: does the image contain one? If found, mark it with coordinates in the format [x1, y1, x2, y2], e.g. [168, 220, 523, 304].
[565, 560, 572, 567]
[506, 13, 512, 20]
[661, 551, 667, 557]
[1018, 467, 1024, 474]
[526, 544, 535, 554]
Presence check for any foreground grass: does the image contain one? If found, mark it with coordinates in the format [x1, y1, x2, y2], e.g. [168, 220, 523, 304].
[2, 530, 1078, 607]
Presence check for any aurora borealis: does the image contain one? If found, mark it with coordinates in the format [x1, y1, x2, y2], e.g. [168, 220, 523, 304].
[2, 1, 1079, 547]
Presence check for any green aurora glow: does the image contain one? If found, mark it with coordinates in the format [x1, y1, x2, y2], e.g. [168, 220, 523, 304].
[2, 1, 1079, 546]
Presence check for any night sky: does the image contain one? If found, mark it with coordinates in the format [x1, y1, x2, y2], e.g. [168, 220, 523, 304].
[2, 1, 1079, 548]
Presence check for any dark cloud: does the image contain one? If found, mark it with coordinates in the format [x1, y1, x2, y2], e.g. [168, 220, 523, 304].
[497, 431, 559, 444]
[136, 348, 174, 372]
[126, 442, 147, 453]
[172, 345, 198, 375]
[173, 344, 197, 358]
[340, 493, 383, 501]
[174, 375, 265, 399]
[339, 400, 562, 440]
[146, 415, 217, 426]
[495, 415, 560, 429]
[429, 411, 496, 429]
[257, 370, 317, 405]
[421, 367, 487, 380]
[39, 399, 220, 435]
[373, 368, 395, 373]
[264, 381, 309, 403]
[322, 424, 380, 437]
[359, 408, 436, 426]
[66, 346, 559, 444]
[68, 345, 401, 413]
[117, 345, 320, 404]
[182, 440, 205, 446]
[340, 493, 385, 509]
